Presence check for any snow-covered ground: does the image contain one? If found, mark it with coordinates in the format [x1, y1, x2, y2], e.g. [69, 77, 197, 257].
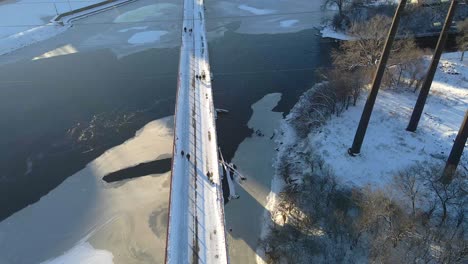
[311, 52, 467, 188]
[319, 0, 400, 40]
[258, 51, 467, 264]
[0, 116, 174, 264]
[224, 93, 283, 264]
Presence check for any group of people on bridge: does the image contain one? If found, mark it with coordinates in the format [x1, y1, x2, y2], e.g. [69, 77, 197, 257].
[195, 72, 206, 81]
[183, 27, 192, 34]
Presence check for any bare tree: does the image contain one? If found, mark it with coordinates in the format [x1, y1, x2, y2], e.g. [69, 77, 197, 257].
[393, 166, 422, 217]
[389, 38, 426, 88]
[356, 188, 413, 248]
[333, 15, 393, 71]
[323, 0, 351, 17]
[332, 15, 421, 88]
[418, 165, 467, 227]
[457, 18, 468, 61]
[407, 58, 426, 92]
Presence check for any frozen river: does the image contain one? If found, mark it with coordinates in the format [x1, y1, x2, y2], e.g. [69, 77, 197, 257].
[0, 0, 334, 263]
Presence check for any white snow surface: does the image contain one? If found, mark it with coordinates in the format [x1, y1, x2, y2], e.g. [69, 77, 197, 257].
[127, 30, 168, 44]
[311, 52, 468, 188]
[40, 243, 114, 264]
[238, 4, 275, 15]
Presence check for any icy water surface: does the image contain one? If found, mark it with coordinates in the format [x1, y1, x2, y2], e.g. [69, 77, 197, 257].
[0, 0, 334, 262]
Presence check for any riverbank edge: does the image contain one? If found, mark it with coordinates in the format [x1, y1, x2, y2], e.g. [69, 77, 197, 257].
[256, 83, 326, 263]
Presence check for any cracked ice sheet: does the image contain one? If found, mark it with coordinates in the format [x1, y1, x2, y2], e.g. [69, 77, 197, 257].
[0, 0, 182, 60]
[207, 0, 332, 37]
[0, 0, 101, 39]
[225, 93, 284, 264]
[0, 116, 174, 264]
[74, 1, 182, 58]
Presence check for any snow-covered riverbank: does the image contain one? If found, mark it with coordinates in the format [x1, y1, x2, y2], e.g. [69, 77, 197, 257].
[260, 52, 467, 263]
[312, 52, 467, 188]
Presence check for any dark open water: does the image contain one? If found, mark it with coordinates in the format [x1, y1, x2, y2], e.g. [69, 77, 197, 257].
[0, 5, 337, 221]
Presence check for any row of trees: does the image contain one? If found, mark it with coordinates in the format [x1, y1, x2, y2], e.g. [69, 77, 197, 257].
[457, 18, 468, 60]
[262, 141, 467, 263]
[331, 15, 427, 91]
[324, 0, 468, 38]
[261, 2, 467, 263]
[325, 0, 466, 182]
[317, 14, 428, 120]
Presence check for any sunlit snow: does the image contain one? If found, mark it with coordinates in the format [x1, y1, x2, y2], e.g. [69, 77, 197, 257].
[311, 52, 468, 187]
[32, 44, 78, 60]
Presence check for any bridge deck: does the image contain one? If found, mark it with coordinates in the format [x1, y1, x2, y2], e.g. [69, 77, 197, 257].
[165, 0, 228, 263]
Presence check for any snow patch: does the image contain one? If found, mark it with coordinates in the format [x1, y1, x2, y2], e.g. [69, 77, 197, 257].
[127, 30, 167, 44]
